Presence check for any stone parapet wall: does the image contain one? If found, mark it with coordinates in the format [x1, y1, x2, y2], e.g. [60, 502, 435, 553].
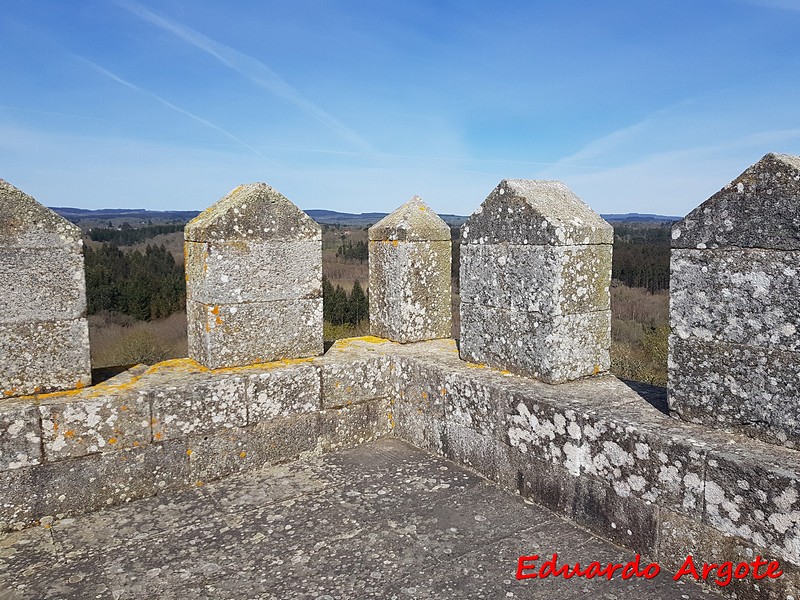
[0, 341, 395, 532]
[388, 338, 800, 600]
[2, 336, 800, 598]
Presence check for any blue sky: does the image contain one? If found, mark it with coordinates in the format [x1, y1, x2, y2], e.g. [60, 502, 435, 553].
[1, 1, 799, 216]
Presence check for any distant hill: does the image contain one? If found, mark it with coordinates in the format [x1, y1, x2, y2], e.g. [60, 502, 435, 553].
[304, 209, 468, 227]
[600, 213, 680, 224]
[50, 207, 678, 229]
[51, 207, 201, 222]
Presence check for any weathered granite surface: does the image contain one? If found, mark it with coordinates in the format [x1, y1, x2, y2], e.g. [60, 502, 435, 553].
[369, 197, 451, 342]
[669, 153, 800, 447]
[672, 153, 800, 250]
[185, 183, 323, 368]
[460, 179, 612, 383]
[0, 439, 722, 600]
[0, 178, 91, 397]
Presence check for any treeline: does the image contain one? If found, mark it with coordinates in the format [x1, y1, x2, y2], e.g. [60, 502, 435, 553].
[335, 240, 368, 262]
[612, 225, 671, 292]
[88, 224, 184, 245]
[322, 277, 368, 325]
[84, 244, 185, 320]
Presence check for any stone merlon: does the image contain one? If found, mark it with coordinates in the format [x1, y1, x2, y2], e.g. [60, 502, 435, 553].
[185, 183, 323, 369]
[369, 196, 452, 343]
[0, 178, 91, 397]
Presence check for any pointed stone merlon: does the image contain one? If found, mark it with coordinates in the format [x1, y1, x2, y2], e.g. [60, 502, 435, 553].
[0, 179, 91, 397]
[368, 196, 452, 342]
[459, 180, 613, 383]
[185, 183, 323, 369]
[669, 152, 800, 447]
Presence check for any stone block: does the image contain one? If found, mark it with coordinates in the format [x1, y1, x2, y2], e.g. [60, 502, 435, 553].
[460, 243, 611, 315]
[185, 182, 322, 368]
[246, 362, 320, 423]
[461, 179, 613, 246]
[186, 414, 320, 482]
[320, 399, 392, 452]
[703, 442, 800, 567]
[394, 356, 447, 418]
[0, 179, 91, 396]
[368, 196, 451, 342]
[320, 354, 394, 409]
[440, 422, 501, 481]
[185, 239, 321, 304]
[496, 444, 579, 517]
[460, 179, 612, 382]
[671, 248, 800, 352]
[0, 399, 41, 471]
[187, 298, 323, 369]
[672, 153, 800, 251]
[0, 247, 86, 323]
[0, 318, 91, 398]
[578, 418, 707, 517]
[460, 302, 611, 383]
[0, 442, 190, 531]
[659, 510, 800, 600]
[669, 337, 800, 446]
[393, 398, 444, 456]
[150, 373, 247, 441]
[572, 475, 659, 556]
[500, 374, 708, 517]
[0, 178, 83, 250]
[38, 389, 151, 461]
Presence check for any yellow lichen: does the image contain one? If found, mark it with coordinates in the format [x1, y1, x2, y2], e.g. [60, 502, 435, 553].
[239, 451, 247, 459]
[108, 437, 118, 445]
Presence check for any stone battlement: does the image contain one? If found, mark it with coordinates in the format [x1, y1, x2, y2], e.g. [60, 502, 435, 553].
[1, 152, 799, 599]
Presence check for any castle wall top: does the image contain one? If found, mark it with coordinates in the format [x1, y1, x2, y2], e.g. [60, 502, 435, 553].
[462, 179, 612, 246]
[0, 179, 82, 249]
[672, 153, 800, 250]
[185, 182, 321, 243]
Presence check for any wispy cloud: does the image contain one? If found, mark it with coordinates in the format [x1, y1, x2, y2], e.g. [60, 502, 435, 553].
[77, 56, 284, 168]
[114, 0, 374, 152]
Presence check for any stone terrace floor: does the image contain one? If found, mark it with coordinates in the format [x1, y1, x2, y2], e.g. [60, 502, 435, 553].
[0, 438, 721, 600]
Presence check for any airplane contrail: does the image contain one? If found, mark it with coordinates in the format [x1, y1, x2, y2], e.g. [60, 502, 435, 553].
[78, 56, 285, 168]
[113, 0, 374, 152]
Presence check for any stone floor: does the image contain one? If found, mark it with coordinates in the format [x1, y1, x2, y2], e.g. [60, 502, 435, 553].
[0, 438, 722, 600]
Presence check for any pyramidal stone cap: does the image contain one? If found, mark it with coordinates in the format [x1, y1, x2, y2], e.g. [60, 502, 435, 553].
[369, 196, 450, 241]
[0, 179, 82, 248]
[672, 153, 800, 250]
[185, 182, 321, 242]
[462, 179, 612, 246]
